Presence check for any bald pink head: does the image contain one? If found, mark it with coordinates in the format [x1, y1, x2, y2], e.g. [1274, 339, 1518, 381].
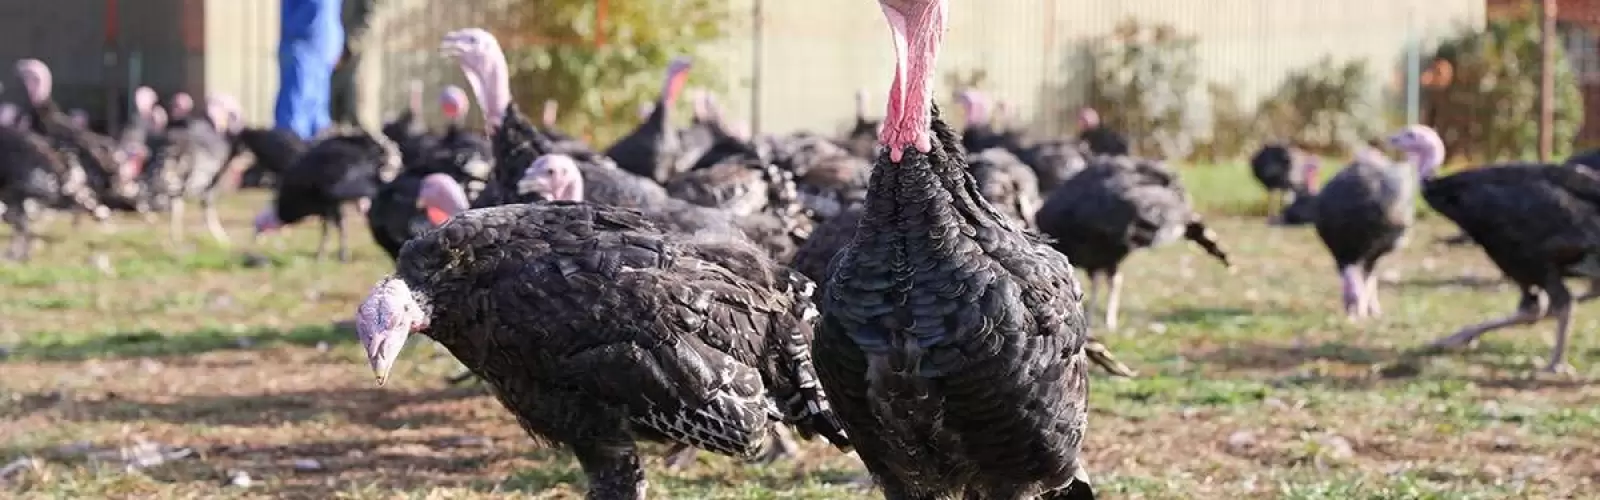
[417, 173, 470, 225]
[440, 28, 511, 131]
[876, 0, 950, 162]
[170, 93, 195, 119]
[134, 87, 158, 117]
[68, 109, 88, 128]
[955, 90, 990, 127]
[439, 85, 469, 122]
[1301, 157, 1322, 194]
[1077, 107, 1100, 129]
[356, 276, 429, 386]
[0, 103, 17, 127]
[1387, 124, 1446, 179]
[150, 107, 169, 129]
[520, 154, 584, 202]
[15, 59, 53, 105]
[205, 94, 235, 130]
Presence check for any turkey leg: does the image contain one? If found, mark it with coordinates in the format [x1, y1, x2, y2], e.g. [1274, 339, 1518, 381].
[1542, 284, 1576, 374]
[1339, 265, 1364, 319]
[1425, 288, 1542, 350]
[572, 444, 648, 500]
[169, 198, 186, 244]
[1102, 269, 1124, 331]
[202, 192, 230, 246]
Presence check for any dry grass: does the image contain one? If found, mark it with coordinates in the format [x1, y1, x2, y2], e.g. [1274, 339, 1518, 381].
[1, 164, 1598, 499]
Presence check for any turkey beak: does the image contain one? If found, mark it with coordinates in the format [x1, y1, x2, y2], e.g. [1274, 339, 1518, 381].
[356, 279, 418, 387]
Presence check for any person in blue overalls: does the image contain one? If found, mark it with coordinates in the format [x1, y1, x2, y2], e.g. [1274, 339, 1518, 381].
[275, 0, 345, 140]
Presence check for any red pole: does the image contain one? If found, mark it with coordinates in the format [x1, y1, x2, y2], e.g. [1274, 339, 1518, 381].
[595, 0, 608, 47]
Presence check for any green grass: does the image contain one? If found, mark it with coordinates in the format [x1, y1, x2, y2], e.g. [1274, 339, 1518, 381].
[2, 164, 1597, 499]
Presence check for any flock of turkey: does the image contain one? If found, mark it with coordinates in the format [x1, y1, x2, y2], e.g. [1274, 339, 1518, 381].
[6, 0, 1600, 497]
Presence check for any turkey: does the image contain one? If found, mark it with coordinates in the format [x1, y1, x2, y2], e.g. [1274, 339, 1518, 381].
[440, 29, 809, 262]
[813, 0, 1100, 497]
[1391, 125, 1600, 374]
[838, 89, 880, 160]
[1273, 157, 1321, 226]
[762, 132, 871, 221]
[251, 127, 402, 261]
[0, 124, 110, 260]
[140, 94, 240, 245]
[604, 57, 693, 183]
[539, 99, 578, 142]
[1035, 155, 1233, 330]
[1310, 145, 1416, 319]
[1075, 108, 1129, 157]
[366, 85, 489, 261]
[967, 147, 1043, 228]
[228, 126, 308, 189]
[15, 59, 145, 215]
[951, 90, 1088, 192]
[382, 80, 438, 167]
[1250, 143, 1321, 219]
[0, 103, 20, 128]
[352, 201, 851, 500]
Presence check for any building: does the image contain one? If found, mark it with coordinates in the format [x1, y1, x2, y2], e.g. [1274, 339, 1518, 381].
[4, 0, 1488, 142]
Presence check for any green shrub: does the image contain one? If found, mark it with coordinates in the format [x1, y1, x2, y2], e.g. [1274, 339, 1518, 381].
[1081, 18, 1203, 161]
[1421, 14, 1584, 163]
[487, 0, 730, 145]
[1255, 56, 1383, 157]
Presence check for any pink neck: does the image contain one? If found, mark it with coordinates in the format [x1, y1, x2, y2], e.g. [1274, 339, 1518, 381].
[408, 84, 424, 114]
[661, 70, 689, 110]
[542, 100, 558, 127]
[466, 56, 511, 131]
[878, 2, 947, 162]
[553, 172, 584, 202]
[1410, 149, 1443, 180]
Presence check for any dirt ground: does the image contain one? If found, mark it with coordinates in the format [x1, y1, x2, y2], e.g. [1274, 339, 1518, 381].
[2, 169, 1597, 499]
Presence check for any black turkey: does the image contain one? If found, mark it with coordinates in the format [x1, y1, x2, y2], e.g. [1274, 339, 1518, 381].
[0, 124, 110, 259]
[1075, 108, 1129, 157]
[604, 57, 692, 184]
[366, 85, 490, 261]
[252, 127, 401, 261]
[1273, 157, 1321, 226]
[838, 89, 880, 160]
[1393, 125, 1600, 374]
[140, 94, 239, 245]
[814, 0, 1100, 497]
[353, 201, 850, 500]
[1035, 155, 1233, 330]
[1310, 145, 1416, 319]
[1250, 143, 1316, 218]
[967, 147, 1043, 228]
[16, 59, 145, 215]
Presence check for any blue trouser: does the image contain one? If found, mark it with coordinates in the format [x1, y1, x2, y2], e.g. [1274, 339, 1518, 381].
[275, 45, 337, 140]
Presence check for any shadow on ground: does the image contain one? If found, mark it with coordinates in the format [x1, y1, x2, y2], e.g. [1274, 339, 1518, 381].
[7, 385, 484, 429]
[6, 322, 356, 362]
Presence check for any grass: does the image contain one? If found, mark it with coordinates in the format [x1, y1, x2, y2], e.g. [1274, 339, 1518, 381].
[2, 163, 1598, 499]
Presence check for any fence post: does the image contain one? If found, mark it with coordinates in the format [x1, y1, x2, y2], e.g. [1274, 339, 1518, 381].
[1404, 6, 1420, 126]
[1539, 0, 1557, 163]
[749, 0, 763, 136]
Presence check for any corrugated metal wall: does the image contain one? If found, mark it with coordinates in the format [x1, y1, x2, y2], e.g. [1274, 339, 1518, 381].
[0, 0, 1493, 139]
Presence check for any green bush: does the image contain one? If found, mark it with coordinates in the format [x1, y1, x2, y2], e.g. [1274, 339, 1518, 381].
[1190, 82, 1256, 164]
[1421, 14, 1584, 163]
[487, 0, 730, 145]
[1255, 56, 1383, 157]
[1081, 19, 1203, 160]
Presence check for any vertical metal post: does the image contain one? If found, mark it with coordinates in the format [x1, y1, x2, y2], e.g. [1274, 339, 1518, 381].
[1539, 0, 1557, 162]
[749, 0, 763, 136]
[103, 0, 121, 131]
[1404, 7, 1420, 126]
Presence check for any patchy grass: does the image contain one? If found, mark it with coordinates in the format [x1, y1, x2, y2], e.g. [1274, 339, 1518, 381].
[2, 165, 1598, 499]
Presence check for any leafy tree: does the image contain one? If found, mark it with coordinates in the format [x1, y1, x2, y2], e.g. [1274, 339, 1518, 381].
[1421, 13, 1584, 163]
[1081, 19, 1203, 161]
[486, 0, 731, 145]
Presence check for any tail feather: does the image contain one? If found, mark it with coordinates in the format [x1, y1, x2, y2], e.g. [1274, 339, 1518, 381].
[1184, 219, 1232, 270]
[775, 270, 852, 450]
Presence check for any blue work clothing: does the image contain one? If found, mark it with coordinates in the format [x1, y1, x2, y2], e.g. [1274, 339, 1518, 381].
[275, 0, 345, 140]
